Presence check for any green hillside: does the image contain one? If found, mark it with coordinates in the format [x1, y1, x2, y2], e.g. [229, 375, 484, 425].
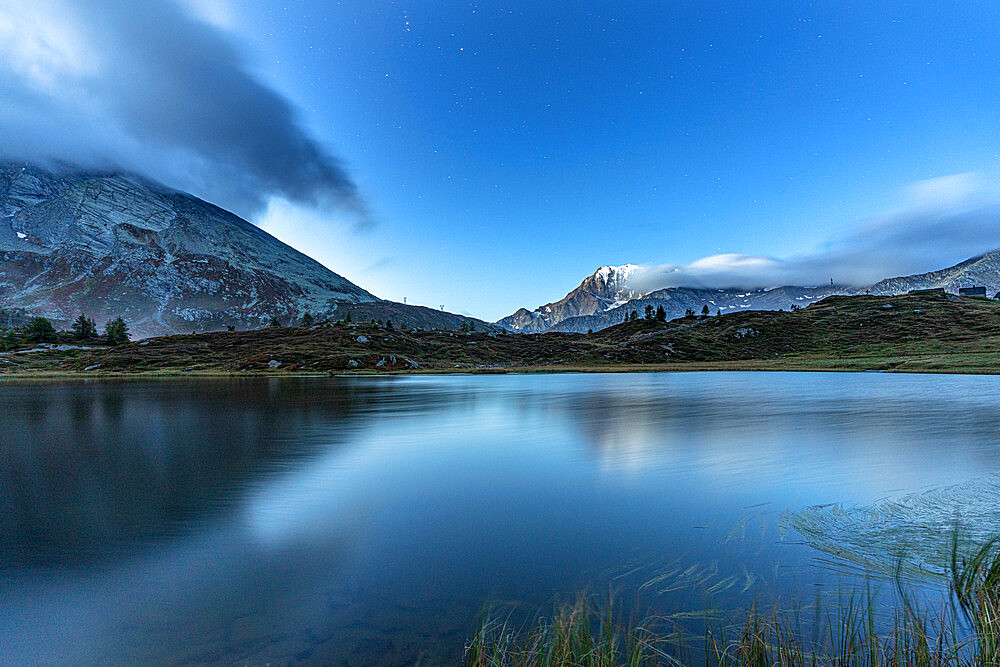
[2, 292, 999, 376]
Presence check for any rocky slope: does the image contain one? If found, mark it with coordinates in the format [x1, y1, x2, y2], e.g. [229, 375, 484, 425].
[497, 264, 642, 333]
[0, 162, 383, 337]
[867, 250, 1000, 296]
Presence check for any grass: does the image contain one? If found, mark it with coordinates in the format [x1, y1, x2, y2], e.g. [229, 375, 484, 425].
[464, 538, 1000, 666]
[2, 292, 1000, 376]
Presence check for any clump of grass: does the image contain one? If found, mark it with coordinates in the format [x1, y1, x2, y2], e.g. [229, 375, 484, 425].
[464, 594, 674, 666]
[466, 537, 1000, 666]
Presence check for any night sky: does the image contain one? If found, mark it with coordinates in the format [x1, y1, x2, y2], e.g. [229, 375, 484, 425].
[3, 1, 1000, 319]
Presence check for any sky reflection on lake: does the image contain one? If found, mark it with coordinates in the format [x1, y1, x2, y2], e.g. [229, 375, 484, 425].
[2, 372, 999, 664]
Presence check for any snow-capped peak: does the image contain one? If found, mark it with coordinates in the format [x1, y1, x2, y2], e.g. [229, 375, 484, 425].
[593, 263, 639, 285]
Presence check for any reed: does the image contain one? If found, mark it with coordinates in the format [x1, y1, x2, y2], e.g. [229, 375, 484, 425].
[464, 538, 1000, 666]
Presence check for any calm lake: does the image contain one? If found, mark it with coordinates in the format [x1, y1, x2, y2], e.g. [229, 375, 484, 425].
[2, 372, 1000, 664]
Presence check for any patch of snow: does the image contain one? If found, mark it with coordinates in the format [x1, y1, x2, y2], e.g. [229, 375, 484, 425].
[16, 232, 26, 239]
[1, 343, 95, 354]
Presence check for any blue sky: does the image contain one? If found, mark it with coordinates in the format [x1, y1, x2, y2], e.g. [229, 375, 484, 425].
[241, 1, 1000, 318]
[3, 1, 1000, 319]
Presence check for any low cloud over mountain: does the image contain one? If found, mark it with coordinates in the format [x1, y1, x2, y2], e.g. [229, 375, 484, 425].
[0, 0, 363, 221]
[631, 174, 999, 293]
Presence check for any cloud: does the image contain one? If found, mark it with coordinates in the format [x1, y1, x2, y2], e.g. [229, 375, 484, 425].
[631, 174, 1000, 292]
[0, 0, 364, 222]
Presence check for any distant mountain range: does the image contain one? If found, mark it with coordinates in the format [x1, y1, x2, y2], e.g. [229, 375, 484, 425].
[500, 251, 1000, 333]
[0, 162, 492, 337]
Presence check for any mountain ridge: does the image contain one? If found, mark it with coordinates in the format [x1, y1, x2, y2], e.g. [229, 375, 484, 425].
[500, 250, 1000, 333]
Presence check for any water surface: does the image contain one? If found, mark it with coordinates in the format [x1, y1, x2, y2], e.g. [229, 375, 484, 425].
[2, 372, 999, 664]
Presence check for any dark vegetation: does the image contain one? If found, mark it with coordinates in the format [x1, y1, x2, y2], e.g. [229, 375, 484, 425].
[2, 292, 1000, 375]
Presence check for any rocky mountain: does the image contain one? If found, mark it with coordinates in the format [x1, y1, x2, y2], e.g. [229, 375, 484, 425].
[498, 262, 841, 333]
[549, 284, 843, 333]
[0, 162, 381, 337]
[497, 264, 642, 333]
[866, 250, 1000, 297]
[0, 162, 494, 337]
[551, 285, 848, 333]
[502, 250, 1000, 334]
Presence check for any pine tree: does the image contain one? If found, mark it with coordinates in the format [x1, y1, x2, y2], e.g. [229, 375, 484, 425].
[300, 312, 314, 327]
[629, 310, 638, 322]
[1, 329, 17, 352]
[644, 304, 655, 320]
[26, 317, 57, 342]
[104, 317, 130, 345]
[71, 313, 97, 340]
[386, 319, 394, 330]
[268, 314, 282, 328]
[702, 304, 710, 316]
[685, 308, 695, 317]
[655, 305, 666, 322]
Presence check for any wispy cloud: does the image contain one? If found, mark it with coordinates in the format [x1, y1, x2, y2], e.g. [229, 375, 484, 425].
[631, 173, 1000, 292]
[0, 0, 365, 222]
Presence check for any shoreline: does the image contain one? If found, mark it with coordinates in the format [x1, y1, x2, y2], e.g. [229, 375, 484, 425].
[4, 355, 1000, 380]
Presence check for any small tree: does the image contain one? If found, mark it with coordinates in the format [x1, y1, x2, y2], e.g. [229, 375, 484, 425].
[716, 309, 721, 316]
[104, 317, 130, 345]
[1, 329, 17, 352]
[629, 310, 638, 322]
[644, 304, 655, 320]
[268, 314, 282, 328]
[71, 313, 97, 340]
[655, 305, 666, 322]
[385, 319, 394, 330]
[685, 308, 695, 317]
[25, 317, 57, 342]
[300, 312, 314, 327]
[701, 304, 710, 316]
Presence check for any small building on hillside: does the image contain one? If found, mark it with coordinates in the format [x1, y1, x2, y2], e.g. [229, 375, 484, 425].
[959, 286, 988, 297]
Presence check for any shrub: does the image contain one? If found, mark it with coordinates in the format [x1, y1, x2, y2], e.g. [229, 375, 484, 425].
[25, 317, 57, 343]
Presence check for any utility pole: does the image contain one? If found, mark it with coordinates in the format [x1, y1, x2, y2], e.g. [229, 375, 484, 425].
[403, 297, 407, 304]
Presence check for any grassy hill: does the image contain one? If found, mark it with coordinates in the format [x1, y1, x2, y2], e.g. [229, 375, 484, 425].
[2, 292, 999, 376]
